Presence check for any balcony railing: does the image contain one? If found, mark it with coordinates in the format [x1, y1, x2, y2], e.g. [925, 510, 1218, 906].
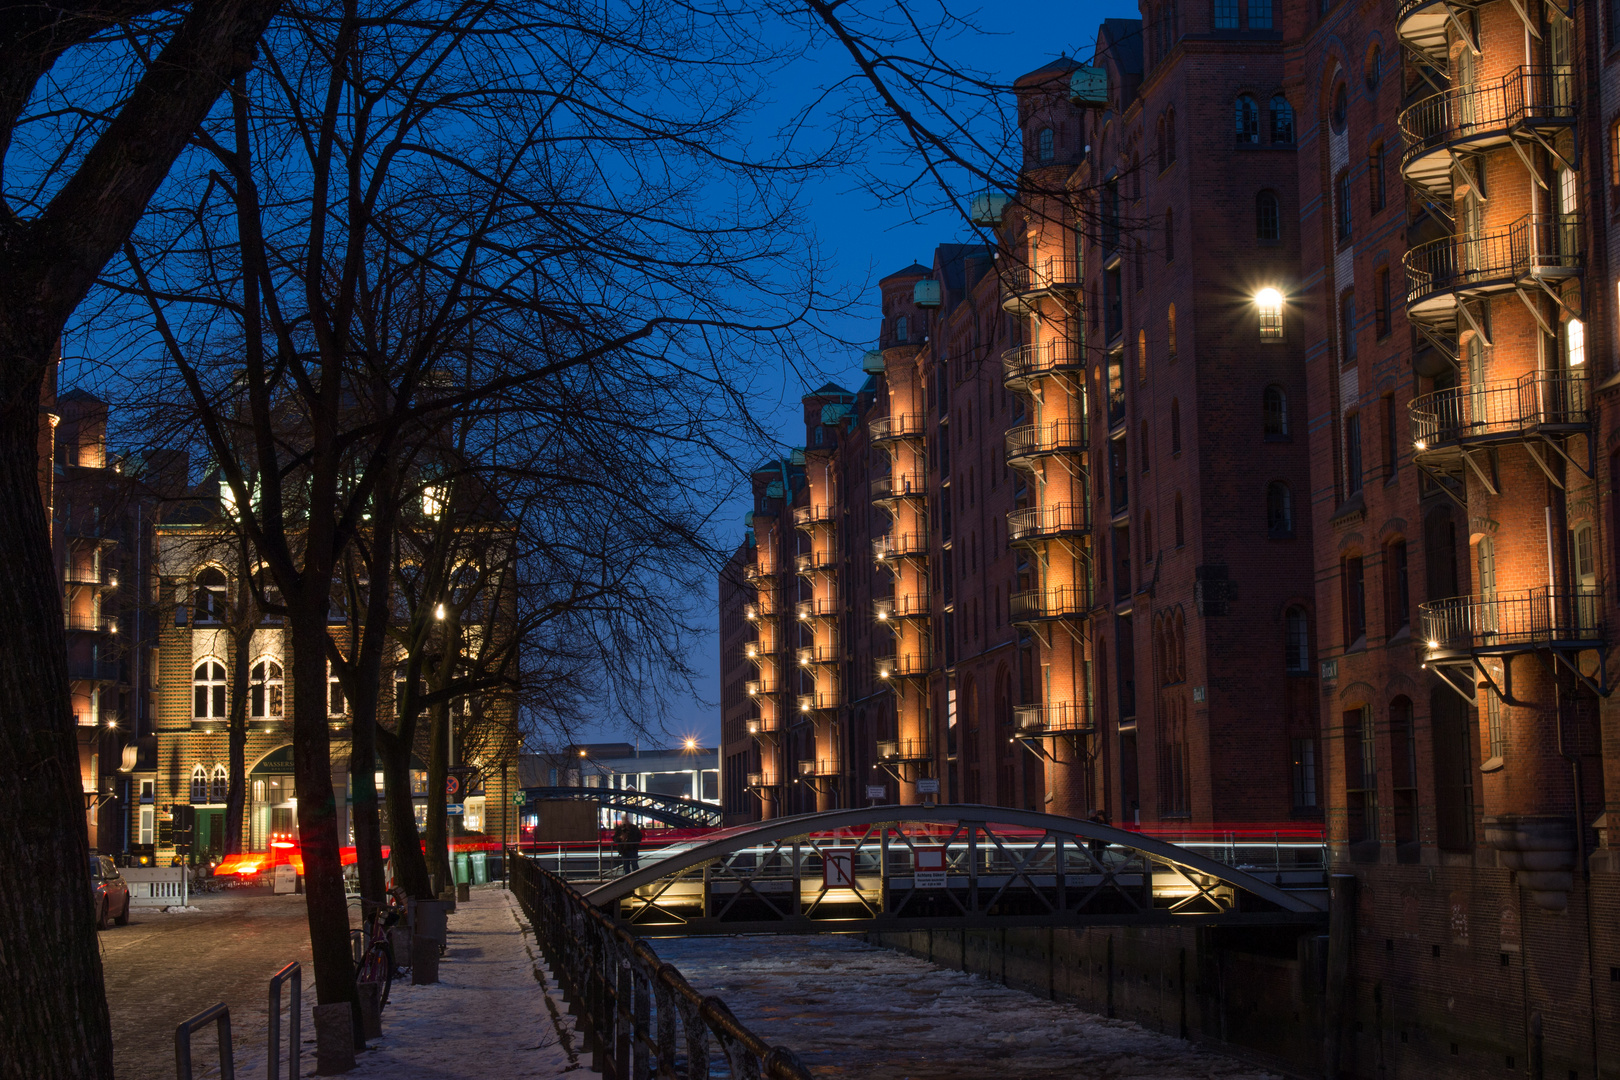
[875, 652, 931, 680]
[746, 714, 782, 736]
[798, 758, 841, 777]
[872, 532, 929, 562]
[742, 599, 780, 621]
[1002, 256, 1082, 300]
[796, 643, 841, 666]
[798, 690, 841, 712]
[68, 658, 120, 682]
[875, 738, 933, 761]
[1421, 587, 1603, 656]
[742, 564, 776, 585]
[63, 566, 116, 587]
[795, 598, 840, 620]
[1002, 339, 1085, 387]
[794, 550, 838, 574]
[1405, 214, 1582, 312]
[1007, 501, 1092, 543]
[792, 504, 836, 528]
[745, 679, 781, 697]
[65, 613, 116, 633]
[745, 772, 781, 788]
[1015, 701, 1095, 734]
[1006, 418, 1088, 463]
[1400, 67, 1575, 171]
[870, 414, 927, 443]
[1410, 367, 1590, 453]
[874, 595, 930, 620]
[870, 472, 928, 502]
[1010, 583, 1092, 623]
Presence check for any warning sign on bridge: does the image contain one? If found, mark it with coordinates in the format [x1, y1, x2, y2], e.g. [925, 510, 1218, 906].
[823, 850, 856, 889]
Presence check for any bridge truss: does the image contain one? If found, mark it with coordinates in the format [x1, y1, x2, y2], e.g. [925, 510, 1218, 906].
[582, 805, 1328, 936]
[518, 786, 724, 829]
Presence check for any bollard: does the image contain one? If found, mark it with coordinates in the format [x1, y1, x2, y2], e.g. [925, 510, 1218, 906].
[412, 935, 441, 984]
[456, 881, 470, 902]
[267, 962, 300, 1080]
[312, 1003, 356, 1074]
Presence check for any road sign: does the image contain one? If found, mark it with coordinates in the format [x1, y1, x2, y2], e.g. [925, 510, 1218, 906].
[445, 775, 461, 797]
[445, 803, 465, 816]
[823, 850, 856, 889]
[514, 790, 527, 805]
[916, 778, 940, 795]
[864, 785, 886, 800]
[914, 845, 947, 888]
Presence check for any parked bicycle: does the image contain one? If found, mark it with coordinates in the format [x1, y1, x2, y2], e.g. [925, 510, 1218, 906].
[350, 892, 406, 1010]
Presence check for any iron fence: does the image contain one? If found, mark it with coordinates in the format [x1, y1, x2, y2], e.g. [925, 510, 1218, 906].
[874, 594, 930, 619]
[1002, 256, 1082, 296]
[1009, 583, 1093, 622]
[1399, 66, 1575, 159]
[1006, 418, 1089, 460]
[872, 532, 929, 561]
[1002, 339, 1085, 384]
[870, 413, 927, 442]
[510, 853, 813, 1080]
[870, 472, 927, 500]
[1014, 701, 1095, 733]
[1404, 213, 1582, 308]
[1409, 366, 1590, 449]
[1420, 586, 1603, 652]
[1007, 501, 1092, 541]
[875, 652, 931, 679]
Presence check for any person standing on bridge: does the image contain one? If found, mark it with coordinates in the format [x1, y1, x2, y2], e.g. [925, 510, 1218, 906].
[612, 818, 643, 874]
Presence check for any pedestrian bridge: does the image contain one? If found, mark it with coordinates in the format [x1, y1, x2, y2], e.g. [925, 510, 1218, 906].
[518, 786, 724, 828]
[571, 805, 1328, 936]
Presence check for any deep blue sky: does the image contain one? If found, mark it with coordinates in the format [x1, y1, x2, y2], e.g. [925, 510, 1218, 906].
[647, 0, 1135, 751]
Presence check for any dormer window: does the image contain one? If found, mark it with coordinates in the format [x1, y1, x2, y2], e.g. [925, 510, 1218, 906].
[1037, 128, 1055, 163]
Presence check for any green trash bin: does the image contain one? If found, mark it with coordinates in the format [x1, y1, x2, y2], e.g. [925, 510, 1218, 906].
[471, 852, 488, 885]
[454, 853, 470, 885]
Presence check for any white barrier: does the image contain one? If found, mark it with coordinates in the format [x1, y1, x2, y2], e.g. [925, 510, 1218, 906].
[123, 867, 187, 906]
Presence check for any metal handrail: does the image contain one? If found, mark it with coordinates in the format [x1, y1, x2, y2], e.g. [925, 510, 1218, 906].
[793, 550, 837, 574]
[795, 644, 840, 665]
[798, 758, 840, 777]
[874, 594, 930, 619]
[1015, 701, 1095, 733]
[175, 1002, 234, 1080]
[1010, 583, 1093, 621]
[872, 532, 929, 561]
[745, 678, 781, 696]
[870, 413, 927, 441]
[798, 690, 841, 711]
[509, 854, 813, 1080]
[875, 652, 931, 679]
[1003, 256, 1082, 295]
[1420, 586, 1603, 651]
[1410, 367, 1590, 449]
[875, 738, 934, 761]
[1399, 66, 1575, 160]
[1006, 418, 1089, 459]
[1404, 213, 1582, 307]
[1002, 339, 1085, 384]
[870, 472, 928, 500]
[794, 597, 839, 619]
[791, 504, 836, 527]
[1007, 501, 1092, 541]
[267, 962, 301, 1080]
[747, 713, 783, 735]
[65, 612, 116, 632]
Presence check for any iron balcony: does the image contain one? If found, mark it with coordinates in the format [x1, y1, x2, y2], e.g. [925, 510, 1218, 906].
[1006, 418, 1089, 466]
[875, 738, 933, 762]
[796, 643, 841, 666]
[870, 413, 927, 443]
[795, 598, 840, 620]
[1007, 501, 1092, 544]
[65, 613, 117, 633]
[745, 678, 781, 697]
[63, 566, 117, 588]
[67, 658, 120, 682]
[1395, 0, 1474, 62]
[872, 532, 930, 562]
[1001, 256, 1083, 314]
[792, 503, 836, 528]
[794, 550, 838, 575]
[1404, 214, 1582, 322]
[744, 772, 781, 788]
[1420, 587, 1603, 662]
[746, 713, 783, 736]
[874, 595, 930, 621]
[1002, 339, 1085, 391]
[742, 563, 775, 585]
[797, 758, 841, 777]
[797, 690, 842, 712]
[1009, 584, 1092, 625]
[1015, 701, 1095, 735]
[870, 471, 928, 503]
[1410, 367, 1590, 465]
[1399, 67, 1575, 199]
[874, 652, 931, 681]
[742, 599, 779, 621]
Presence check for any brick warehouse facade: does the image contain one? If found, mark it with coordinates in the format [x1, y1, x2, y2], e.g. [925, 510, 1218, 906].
[717, 0, 1620, 1074]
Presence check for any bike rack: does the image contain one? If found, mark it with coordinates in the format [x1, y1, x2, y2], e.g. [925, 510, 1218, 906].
[174, 1002, 233, 1080]
[268, 961, 301, 1080]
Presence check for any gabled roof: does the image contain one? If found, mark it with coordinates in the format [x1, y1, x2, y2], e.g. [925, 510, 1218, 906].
[879, 262, 932, 282]
[1014, 56, 1082, 86]
[808, 381, 852, 399]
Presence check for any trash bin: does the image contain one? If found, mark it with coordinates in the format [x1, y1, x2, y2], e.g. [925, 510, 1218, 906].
[454, 853, 470, 885]
[471, 852, 487, 885]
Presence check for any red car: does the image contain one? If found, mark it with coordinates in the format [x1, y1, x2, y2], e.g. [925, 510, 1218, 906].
[90, 855, 131, 929]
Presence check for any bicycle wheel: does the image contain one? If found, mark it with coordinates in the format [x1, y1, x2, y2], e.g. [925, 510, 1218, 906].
[349, 928, 366, 966]
[356, 940, 394, 1011]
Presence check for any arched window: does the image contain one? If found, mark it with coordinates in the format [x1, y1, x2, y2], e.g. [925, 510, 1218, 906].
[1037, 127, 1055, 162]
[195, 567, 227, 624]
[1256, 190, 1281, 240]
[250, 660, 284, 718]
[894, 315, 908, 343]
[1285, 606, 1309, 672]
[1264, 385, 1288, 436]
[1270, 94, 1294, 142]
[194, 661, 227, 719]
[1235, 94, 1259, 143]
[210, 765, 228, 804]
[190, 765, 209, 804]
[1267, 481, 1293, 537]
[1331, 81, 1348, 130]
[1138, 328, 1148, 382]
[1167, 304, 1177, 358]
[1363, 46, 1382, 92]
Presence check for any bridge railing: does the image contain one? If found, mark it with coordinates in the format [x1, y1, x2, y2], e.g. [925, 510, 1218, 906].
[510, 852, 812, 1080]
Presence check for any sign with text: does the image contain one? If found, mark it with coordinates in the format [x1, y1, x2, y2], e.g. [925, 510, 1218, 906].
[823, 850, 856, 889]
[915, 778, 940, 796]
[914, 846, 948, 888]
[865, 785, 886, 800]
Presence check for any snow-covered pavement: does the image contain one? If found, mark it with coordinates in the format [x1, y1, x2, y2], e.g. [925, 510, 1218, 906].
[651, 934, 1286, 1080]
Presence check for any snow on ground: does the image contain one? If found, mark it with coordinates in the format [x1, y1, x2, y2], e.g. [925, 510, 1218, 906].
[650, 935, 1286, 1080]
[230, 887, 597, 1080]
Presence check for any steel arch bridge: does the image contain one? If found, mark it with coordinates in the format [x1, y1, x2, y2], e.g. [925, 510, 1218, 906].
[518, 786, 724, 828]
[581, 805, 1328, 936]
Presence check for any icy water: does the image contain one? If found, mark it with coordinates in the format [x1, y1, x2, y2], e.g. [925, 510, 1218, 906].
[652, 935, 1284, 1080]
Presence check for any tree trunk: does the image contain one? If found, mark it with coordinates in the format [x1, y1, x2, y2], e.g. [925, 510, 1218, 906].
[376, 726, 432, 898]
[287, 605, 355, 1007]
[347, 692, 384, 903]
[0, 395, 115, 1077]
[224, 620, 253, 856]
[424, 701, 450, 892]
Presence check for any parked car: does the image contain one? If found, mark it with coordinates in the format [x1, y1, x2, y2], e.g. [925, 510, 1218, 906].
[90, 855, 131, 929]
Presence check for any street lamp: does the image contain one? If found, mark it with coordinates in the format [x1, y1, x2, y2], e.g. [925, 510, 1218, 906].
[1256, 287, 1285, 341]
